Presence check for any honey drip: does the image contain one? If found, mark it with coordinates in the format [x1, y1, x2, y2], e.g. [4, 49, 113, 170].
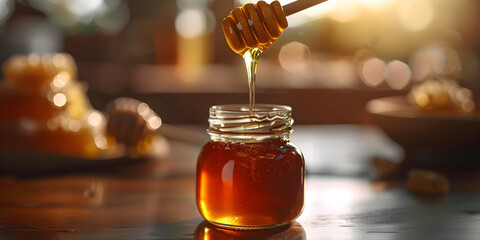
[243, 48, 262, 112]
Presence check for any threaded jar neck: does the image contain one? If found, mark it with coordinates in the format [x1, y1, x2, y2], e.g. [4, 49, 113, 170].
[207, 104, 293, 142]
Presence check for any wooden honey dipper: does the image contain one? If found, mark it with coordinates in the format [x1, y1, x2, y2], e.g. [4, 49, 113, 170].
[105, 98, 162, 154]
[222, 0, 329, 55]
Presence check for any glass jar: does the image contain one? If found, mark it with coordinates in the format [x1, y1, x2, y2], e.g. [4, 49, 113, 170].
[196, 104, 305, 230]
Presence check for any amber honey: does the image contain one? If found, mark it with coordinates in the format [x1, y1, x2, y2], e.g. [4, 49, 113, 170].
[196, 104, 304, 230]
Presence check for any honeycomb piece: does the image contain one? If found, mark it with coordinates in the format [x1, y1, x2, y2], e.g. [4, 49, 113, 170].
[0, 85, 62, 123]
[409, 78, 475, 113]
[0, 53, 88, 124]
[41, 111, 108, 157]
[3, 53, 77, 89]
[0, 53, 108, 157]
[61, 81, 92, 119]
[0, 110, 108, 157]
[407, 169, 450, 195]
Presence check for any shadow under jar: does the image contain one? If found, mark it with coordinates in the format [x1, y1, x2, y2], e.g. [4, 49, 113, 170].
[196, 104, 305, 230]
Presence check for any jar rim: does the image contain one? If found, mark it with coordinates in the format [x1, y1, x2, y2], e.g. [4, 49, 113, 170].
[208, 104, 293, 142]
[209, 104, 291, 115]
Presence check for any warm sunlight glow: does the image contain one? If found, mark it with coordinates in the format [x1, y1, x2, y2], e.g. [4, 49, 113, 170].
[328, 0, 360, 22]
[321, 187, 354, 212]
[301, 0, 335, 19]
[358, 0, 395, 12]
[398, 1, 434, 31]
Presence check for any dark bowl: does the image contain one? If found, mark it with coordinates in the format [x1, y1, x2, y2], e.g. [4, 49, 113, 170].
[367, 96, 480, 173]
[367, 96, 480, 150]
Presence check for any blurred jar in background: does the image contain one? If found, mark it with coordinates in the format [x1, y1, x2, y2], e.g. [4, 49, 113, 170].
[174, 0, 216, 84]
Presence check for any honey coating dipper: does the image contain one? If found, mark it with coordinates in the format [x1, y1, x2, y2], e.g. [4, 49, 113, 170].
[222, 0, 329, 55]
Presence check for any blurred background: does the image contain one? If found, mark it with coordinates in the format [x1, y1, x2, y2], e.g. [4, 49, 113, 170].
[0, 0, 479, 124]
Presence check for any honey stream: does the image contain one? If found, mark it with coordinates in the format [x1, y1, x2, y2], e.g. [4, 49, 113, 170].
[243, 48, 262, 112]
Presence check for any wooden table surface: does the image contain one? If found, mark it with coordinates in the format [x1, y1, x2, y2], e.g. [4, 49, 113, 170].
[1, 125, 480, 239]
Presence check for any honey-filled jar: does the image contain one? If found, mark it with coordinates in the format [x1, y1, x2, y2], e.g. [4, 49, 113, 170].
[196, 104, 305, 230]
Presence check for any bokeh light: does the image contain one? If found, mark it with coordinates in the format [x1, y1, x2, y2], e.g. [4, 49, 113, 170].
[51, 72, 70, 91]
[146, 116, 162, 130]
[176, 0, 215, 39]
[87, 111, 103, 127]
[94, 135, 108, 149]
[53, 93, 67, 107]
[278, 41, 311, 73]
[94, 1, 130, 34]
[386, 60, 411, 90]
[68, 119, 81, 132]
[175, 9, 207, 39]
[136, 103, 151, 117]
[66, 0, 104, 20]
[409, 47, 446, 81]
[359, 57, 386, 87]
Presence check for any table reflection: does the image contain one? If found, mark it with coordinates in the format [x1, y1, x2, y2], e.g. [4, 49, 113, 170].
[194, 221, 306, 240]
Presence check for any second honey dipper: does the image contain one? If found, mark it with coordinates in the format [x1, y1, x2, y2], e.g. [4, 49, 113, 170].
[222, 0, 329, 55]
